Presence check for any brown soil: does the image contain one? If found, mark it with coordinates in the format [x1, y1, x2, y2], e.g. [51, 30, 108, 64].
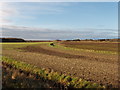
[2, 43, 119, 88]
[21, 46, 86, 59]
[21, 45, 117, 64]
[2, 62, 64, 89]
[61, 41, 118, 52]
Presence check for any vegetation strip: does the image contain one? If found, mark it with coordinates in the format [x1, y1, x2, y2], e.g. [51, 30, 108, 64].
[2, 63, 55, 88]
[2, 56, 105, 88]
[0, 42, 51, 45]
[49, 43, 117, 55]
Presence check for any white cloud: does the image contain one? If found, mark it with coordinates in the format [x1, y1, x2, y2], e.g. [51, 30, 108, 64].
[0, 2, 67, 25]
[1, 25, 118, 40]
[1, 4, 18, 17]
[0, 2, 19, 25]
[18, 3, 64, 15]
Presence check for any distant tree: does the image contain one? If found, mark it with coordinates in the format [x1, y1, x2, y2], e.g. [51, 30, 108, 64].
[84, 39, 93, 41]
[66, 40, 71, 41]
[56, 39, 61, 41]
[98, 39, 106, 41]
[73, 39, 80, 41]
[0, 38, 26, 42]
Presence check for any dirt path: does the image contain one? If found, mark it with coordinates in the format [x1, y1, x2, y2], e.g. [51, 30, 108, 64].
[2, 44, 119, 88]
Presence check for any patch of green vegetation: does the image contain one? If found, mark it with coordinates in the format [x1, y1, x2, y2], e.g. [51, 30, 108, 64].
[48, 43, 117, 55]
[0, 42, 50, 45]
[2, 42, 52, 51]
[2, 56, 105, 88]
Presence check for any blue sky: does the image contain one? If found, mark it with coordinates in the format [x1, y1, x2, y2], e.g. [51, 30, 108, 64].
[1, 2, 118, 40]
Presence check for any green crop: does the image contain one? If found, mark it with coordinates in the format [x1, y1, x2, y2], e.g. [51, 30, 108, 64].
[2, 56, 105, 88]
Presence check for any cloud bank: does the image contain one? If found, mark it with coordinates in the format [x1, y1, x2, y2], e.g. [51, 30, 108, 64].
[1, 25, 118, 40]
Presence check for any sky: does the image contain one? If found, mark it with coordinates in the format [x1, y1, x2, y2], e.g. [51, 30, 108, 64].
[0, 2, 118, 40]
[0, 0, 119, 2]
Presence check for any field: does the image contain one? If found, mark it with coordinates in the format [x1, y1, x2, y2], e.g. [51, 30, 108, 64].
[1, 41, 119, 88]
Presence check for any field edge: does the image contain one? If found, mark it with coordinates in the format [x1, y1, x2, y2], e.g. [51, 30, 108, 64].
[1, 56, 105, 89]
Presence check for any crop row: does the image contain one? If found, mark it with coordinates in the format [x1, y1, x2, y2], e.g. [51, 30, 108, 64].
[49, 43, 117, 55]
[2, 56, 105, 88]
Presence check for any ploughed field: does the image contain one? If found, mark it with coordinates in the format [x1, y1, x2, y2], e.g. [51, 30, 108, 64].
[60, 41, 118, 52]
[2, 62, 55, 88]
[1, 41, 119, 88]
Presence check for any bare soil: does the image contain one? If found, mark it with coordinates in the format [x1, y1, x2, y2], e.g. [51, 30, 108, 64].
[2, 42, 119, 88]
[2, 62, 64, 89]
[61, 41, 118, 52]
[21, 46, 86, 59]
[21, 45, 117, 64]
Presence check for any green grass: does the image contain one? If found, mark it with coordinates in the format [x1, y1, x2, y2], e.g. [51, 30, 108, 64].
[1, 42, 117, 55]
[0, 42, 51, 45]
[49, 42, 117, 55]
[2, 56, 105, 88]
[2, 42, 52, 51]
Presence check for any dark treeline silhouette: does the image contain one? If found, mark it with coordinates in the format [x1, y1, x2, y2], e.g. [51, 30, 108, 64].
[0, 38, 26, 42]
[0, 38, 119, 42]
[65, 38, 119, 42]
